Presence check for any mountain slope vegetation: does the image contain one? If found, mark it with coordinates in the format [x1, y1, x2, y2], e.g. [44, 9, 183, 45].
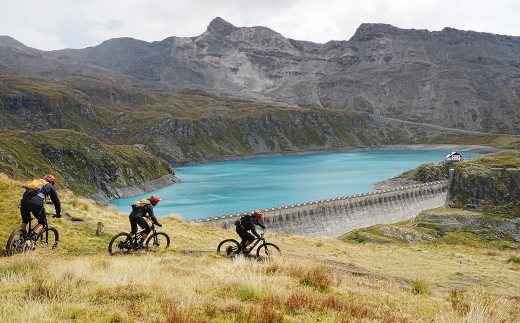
[0, 129, 175, 203]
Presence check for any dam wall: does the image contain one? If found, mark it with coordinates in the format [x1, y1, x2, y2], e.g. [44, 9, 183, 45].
[194, 181, 451, 238]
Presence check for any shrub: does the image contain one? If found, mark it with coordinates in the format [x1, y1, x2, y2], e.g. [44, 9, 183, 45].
[507, 254, 520, 264]
[299, 265, 335, 292]
[411, 279, 431, 295]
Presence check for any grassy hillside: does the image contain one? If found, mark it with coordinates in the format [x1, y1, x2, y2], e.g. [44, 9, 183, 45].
[1, 174, 519, 322]
[0, 129, 173, 199]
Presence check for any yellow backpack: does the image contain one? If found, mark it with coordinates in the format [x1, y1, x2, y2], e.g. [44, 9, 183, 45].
[22, 179, 48, 195]
[132, 199, 151, 210]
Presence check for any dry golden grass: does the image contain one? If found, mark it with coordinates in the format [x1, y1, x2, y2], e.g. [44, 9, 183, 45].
[1, 173, 519, 322]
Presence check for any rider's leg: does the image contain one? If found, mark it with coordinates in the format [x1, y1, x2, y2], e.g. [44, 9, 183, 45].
[19, 203, 32, 236]
[32, 206, 47, 238]
[241, 233, 256, 255]
[244, 232, 255, 247]
[32, 224, 43, 235]
[136, 217, 151, 245]
[129, 221, 138, 238]
[236, 228, 253, 247]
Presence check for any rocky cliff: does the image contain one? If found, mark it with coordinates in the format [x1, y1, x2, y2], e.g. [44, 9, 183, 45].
[35, 17, 520, 134]
[395, 149, 520, 214]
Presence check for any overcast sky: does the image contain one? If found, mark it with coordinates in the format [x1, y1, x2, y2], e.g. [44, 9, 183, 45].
[2, 0, 519, 51]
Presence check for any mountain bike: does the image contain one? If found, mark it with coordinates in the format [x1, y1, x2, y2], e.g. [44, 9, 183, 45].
[217, 230, 281, 258]
[5, 214, 60, 256]
[108, 217, 170, 255]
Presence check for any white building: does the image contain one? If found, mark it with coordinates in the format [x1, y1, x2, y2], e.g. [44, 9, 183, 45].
[445, 151, 462, 161]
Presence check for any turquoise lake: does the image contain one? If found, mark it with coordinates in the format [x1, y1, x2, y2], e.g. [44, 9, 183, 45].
[111, 150, 477, 221]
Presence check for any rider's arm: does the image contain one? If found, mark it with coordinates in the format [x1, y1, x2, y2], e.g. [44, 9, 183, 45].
[248, 217, 262, 238]
[250, 226, 261, 238]
[254, 217, 266, 230]
[47, 185, 61, 217]
[146, 205, 162, 226]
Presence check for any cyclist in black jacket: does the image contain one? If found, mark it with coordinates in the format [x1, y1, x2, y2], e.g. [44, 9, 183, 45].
[235, 210, 266, 249]
[19, 174, 61, 241]
[129, 195, 163, 246]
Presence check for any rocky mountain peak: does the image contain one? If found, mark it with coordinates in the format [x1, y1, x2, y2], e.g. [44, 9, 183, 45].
[207, 17, 238, 36]
[350, 23, 429, 42]
[0, 35, 38, 52]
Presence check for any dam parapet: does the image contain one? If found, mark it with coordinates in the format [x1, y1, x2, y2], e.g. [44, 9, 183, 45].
[192, 181, 450, 238]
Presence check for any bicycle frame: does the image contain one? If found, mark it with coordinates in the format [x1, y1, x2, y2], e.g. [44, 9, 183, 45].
[6, 214, 59, 256]
[243, 234, 264, 254]
[108, 218, 170, 255]
[132, 221, 158, 243]
[217, 227, 281, 259]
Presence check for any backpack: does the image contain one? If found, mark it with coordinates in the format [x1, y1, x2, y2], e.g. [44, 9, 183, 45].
[132, 199, 151, 211]
[235, 214, 252, 230]
[23, 179, 48, 196]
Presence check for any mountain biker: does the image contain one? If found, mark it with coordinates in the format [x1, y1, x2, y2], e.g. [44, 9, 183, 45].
[235, 210, 266, 251]
[129, 195, 163, 247]
[19, 174, 61, 241]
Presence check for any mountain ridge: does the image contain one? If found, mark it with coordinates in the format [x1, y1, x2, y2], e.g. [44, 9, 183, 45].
[20, 17, 518, 134]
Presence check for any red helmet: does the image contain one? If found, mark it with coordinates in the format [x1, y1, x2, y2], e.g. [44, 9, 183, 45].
[252, 210, 264, 219]
[44, 174, 57, 185]
[150, 195, 162, 204]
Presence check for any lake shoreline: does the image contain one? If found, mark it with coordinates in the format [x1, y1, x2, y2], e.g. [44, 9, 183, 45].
[174, 144, 502, 167]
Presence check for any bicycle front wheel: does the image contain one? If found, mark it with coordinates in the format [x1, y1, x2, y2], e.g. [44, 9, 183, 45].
[108, 232, 132, 255]
[37, 226, 59, 250]
[145, 232, 170, 251]
[256, 242, 281, 258]
[5, 227, 27, 256]
[217, 239, 241, 257]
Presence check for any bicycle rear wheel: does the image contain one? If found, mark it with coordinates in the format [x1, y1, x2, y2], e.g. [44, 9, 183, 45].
[36, 226, 59, 250]
[256, 242, 281, 258]
[217, 239, 241, 257]
[145, 232, 170, 251]
[5, 227, 27, 256]
[108, 232, 132, 255]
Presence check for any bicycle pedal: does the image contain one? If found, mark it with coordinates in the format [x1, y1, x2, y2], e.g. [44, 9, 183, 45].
[24, 240, 35, 251]
[134, 244, 146, 250]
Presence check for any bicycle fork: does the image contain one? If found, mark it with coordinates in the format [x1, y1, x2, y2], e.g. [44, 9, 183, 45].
[39, 231, 58, 249]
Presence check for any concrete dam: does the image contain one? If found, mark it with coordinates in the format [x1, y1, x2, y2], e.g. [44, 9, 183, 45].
[194, 180, 451, 238]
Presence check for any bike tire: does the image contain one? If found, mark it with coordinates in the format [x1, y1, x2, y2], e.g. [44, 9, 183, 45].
[256, 242, 281, 258]
[217, 239, 241, 257]
[145, 232, 170, 251]
[37, 226, 59, 250]
[108, 232, 133, 255]
[5, 227, 27, 256]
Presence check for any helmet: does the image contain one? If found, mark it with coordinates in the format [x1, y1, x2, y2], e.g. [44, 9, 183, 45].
[150, 195, 162, 205]
[43, 174, 57, 185]
[252, 210, 264, 219]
